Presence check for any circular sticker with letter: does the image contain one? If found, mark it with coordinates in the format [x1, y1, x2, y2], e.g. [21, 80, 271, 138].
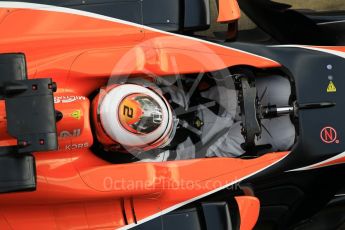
[320, 126, 337, 144]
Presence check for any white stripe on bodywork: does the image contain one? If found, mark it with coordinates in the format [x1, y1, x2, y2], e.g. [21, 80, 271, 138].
[335, 194, 345, 197]
[118, 153, 289, 229]
[318, 20, 345, 25]
[271, 45, 345, 59]
[287, 151, 345, 172]
[0, 1, 278, 64]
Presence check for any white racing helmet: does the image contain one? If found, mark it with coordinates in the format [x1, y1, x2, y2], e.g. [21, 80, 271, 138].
[93, 84, 175, 153]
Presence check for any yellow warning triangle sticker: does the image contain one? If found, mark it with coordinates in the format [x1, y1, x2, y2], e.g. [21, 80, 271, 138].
[327, 81, 337, 93]
[71, 110, 81, 120]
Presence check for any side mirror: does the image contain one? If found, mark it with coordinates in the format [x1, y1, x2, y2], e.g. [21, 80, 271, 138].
[214, 0, 241, 41]
[217, 0, 241, 23]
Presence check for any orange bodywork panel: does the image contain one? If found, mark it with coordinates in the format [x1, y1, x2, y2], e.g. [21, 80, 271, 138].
[0, 101, 16, 146]
[54, 93, 93, 151]
[317, 156, 345, 168]
[217, 0, 241, 23]
[236, 196, 260, 230]
[0, 5, 285, 229]
[0, 7, 279, 94]
[0, 151, 287, 229]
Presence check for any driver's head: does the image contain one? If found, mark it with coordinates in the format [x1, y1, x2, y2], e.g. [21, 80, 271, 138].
[92, 84, 175, 153]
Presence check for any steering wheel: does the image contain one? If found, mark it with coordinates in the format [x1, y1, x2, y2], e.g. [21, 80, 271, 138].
[235, 71, 262, 152]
